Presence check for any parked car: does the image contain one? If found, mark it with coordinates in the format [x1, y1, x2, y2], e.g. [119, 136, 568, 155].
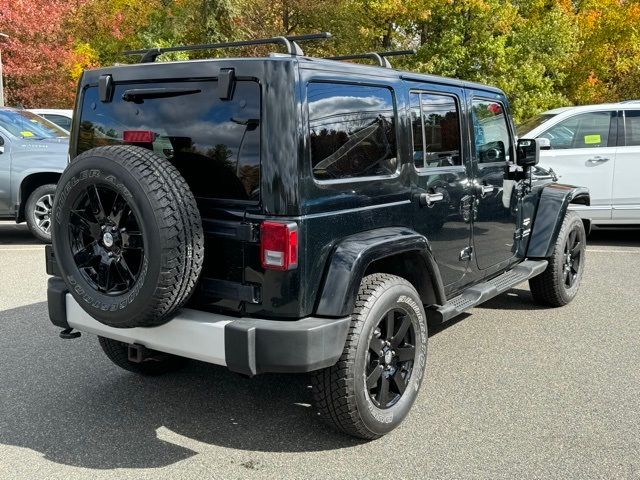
[45, 34, 588, 440]
[27, 109, 73, 133]
[518, 102, 640, 227]
[0, 108, 69, 242]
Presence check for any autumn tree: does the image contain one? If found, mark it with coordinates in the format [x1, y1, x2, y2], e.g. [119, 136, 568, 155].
[0, 0, 90, 107]
[568, 0, 640, 104]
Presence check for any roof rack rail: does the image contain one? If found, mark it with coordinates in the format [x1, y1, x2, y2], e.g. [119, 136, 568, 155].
[325, 49, 416, 68]
[124, 32, 332, 63]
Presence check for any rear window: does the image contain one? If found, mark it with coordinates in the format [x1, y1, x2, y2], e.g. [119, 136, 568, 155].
[307, 82, 397, 181]
[77, 80, 261, 202]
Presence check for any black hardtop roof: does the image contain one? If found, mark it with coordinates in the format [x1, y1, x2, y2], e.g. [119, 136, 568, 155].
[295, 55, 504, 95]
[85, 54, 504, 96]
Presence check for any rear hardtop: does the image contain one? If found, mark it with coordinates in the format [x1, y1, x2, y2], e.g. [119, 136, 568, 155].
[69, 48, 509, 322]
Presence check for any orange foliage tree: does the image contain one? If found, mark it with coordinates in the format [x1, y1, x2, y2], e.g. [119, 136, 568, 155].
[0, 0, 93, 107]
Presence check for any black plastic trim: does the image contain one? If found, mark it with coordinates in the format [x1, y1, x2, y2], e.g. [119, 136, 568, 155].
[224, 316, 351, 376]
[218, 68, 236, 100]
[315, 227, 446, 317]
[527, 184, 590, 258]
[47, 277, 70, 329]
[202, 219, 258, 242]
[428, 260, 548, 323]
[45, 245, 61, 277]
[98, 74, 114, 103]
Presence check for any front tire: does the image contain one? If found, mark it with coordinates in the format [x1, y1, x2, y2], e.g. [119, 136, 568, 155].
[529, 211, 586, 307]
[25, 184, 56, 243]
[311, 274, 428, 439]
[98, 337, 187, 376]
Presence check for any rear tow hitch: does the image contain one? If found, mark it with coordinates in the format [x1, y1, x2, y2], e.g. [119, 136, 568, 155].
[128, 343, 152, 363]
[59, 328, 81, 339]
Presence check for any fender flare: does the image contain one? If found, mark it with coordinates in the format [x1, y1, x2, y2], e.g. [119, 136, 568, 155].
[527, 184, 590, 258]
[315, 227, 446, 317]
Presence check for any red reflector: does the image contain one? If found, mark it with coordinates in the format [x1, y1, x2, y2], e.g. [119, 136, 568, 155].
[260, 221, 298, 271]
[123, 130, 154, 143]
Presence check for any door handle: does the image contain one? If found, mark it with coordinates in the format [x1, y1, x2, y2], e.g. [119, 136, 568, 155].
[419, 192, 444, 207]
[587, 156, 610, 164]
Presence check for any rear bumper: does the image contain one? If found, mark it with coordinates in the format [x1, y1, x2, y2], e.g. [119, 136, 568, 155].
[47, 277, 350, 376]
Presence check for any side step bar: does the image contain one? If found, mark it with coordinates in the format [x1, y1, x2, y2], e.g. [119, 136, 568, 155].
[427, 260, 548, 323]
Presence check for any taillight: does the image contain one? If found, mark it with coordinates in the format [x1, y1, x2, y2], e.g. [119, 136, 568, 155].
[123, 130, 155, 143]
[260, 221, 298, 271]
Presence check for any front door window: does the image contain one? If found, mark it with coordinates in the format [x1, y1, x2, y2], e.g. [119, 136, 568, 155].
[471, 97, 518, 271]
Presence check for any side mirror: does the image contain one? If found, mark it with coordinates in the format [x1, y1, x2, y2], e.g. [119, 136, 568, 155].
[516, 138, 543, 167]
[0, 136, 4, 154]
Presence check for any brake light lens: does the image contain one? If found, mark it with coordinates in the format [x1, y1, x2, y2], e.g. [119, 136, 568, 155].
[260, 221, 298, 270]
[123, 130, 155, 143]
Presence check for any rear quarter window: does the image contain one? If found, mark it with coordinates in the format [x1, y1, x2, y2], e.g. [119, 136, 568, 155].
[77, 80, 261, 202]
[307, 82, 398, 181]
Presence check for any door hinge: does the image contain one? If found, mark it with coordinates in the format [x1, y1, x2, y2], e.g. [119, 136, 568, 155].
[459, 246, 473, 262]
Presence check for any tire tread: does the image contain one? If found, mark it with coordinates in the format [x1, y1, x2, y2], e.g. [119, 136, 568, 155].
[70, 145, 204, 327]
[311, 273, 418, 440]
[529, 211, 585, 307]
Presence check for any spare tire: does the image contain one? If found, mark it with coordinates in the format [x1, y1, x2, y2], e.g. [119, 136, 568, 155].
[52, 145, 204, 328]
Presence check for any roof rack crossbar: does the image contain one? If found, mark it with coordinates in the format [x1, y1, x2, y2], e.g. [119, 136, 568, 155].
[124, 32, 332, 63]
[326, 49, 416, 68]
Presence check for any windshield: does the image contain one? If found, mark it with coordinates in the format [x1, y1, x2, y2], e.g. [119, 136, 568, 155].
[0, 109, 69, 139]
[516, 113, 557, 137]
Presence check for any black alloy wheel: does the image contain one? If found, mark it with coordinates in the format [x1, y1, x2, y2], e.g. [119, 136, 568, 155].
[529, 211, 586, 307]
[53, 146, 203, 328]
[562, 226, 582, 288]
[69, 184, 144, 296]
[366, 308, 416, 409]
[311, 274, 428, 439]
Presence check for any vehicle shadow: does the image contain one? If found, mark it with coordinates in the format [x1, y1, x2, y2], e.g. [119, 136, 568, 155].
[587, 228, 640, 248]
[0, 302, 362, 470]
[0, 221, 41, 245]
[473, 287, 548, 311]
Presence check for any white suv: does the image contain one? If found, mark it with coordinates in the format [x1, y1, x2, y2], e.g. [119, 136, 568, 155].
[518, 103, 640, 226]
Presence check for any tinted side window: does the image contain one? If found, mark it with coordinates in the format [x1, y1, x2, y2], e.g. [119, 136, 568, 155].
[540, 112, 612, 149]
[45, 114, 72, 131]
[78, 80, 261, 202]
[471, 100, 511, 163]
[624, 111, 640, 146]
[410, 93, 424, 167]
[411, 92, 461, 168]
[308, 83, 397, 180]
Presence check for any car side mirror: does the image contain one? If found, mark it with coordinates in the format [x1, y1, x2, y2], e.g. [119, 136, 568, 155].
[516, 138, 543, 167]
[0, 136, 4, 154]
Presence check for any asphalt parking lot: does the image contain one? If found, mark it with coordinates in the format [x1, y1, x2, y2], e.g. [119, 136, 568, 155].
[0, 221, 638, 480]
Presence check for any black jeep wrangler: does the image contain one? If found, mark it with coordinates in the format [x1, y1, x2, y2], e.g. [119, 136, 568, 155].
[46, 33, 589, 439]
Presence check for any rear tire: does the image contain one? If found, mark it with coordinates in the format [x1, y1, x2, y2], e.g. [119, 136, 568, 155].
[25, 184, 56, 243]
[529, 211, 586, 307]
[98, 337, 187, 376]
[311, 274, 428, 439]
